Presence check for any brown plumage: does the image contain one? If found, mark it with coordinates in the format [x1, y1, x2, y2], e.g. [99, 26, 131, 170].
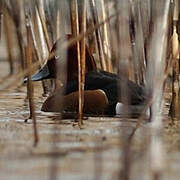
[41, 89, 108, 115]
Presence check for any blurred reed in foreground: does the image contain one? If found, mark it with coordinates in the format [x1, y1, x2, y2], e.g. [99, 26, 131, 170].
[0, 0, 179, 179]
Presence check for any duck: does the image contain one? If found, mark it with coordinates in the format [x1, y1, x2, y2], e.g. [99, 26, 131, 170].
[28, 34, 149, 117]
[64, 70, 148, 116]
[31, 68, 148, 116]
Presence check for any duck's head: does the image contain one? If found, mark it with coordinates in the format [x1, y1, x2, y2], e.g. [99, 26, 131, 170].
[27, 34, 96, 83]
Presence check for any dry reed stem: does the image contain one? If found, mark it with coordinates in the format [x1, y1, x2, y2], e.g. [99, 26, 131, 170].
[131, 1, 146, 84]
[89, 0, 106, 71]
[171, 25, 180, 119]
[100, 0, 112, 72]
[70, 0, 83, 126]
[170, 0, 180, 119]
[130, 1, 180, 138]
[35, 6, 52, 96]
[120, 1, 170, 179]
[35, 7, 48, 61]
[130, 40, 180, 140]
[2, 1, 26, 70]
[115, 1, 133, 179]
[133, 1, 170, 179]
[37, 3, 51, 52]
[29, 11, 51, 96]
[79, 0, 86, 126]
[29, 16, 42, 65]
[0, 8, 2, 41]
[4, 11, 14, 75]
[25, 22, 38, 147]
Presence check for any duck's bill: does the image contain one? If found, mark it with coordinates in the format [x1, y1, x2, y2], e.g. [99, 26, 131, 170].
[24, 64, 50, 83]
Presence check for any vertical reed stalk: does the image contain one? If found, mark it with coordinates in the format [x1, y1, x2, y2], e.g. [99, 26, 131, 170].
[0, 7, 2, 41]
[100, 0, 112, 72]
[35, 7, 48, 63]
[49, 2, 67, 179]
[4, 11, 14, 75]
[147, 1, 170, 179]
[35, 6, 51, 96]
[25, 17, 38, 147]
[29, 17, 42, 64]
[115, 0, 132, 78]
[171, 25, 180, 119]
[79, 0, 86, 125]
[70, 0, 83, 126]
[131, 1, 146, 84]
[56, 10, 61, 40]
[115, 1, 132, 179]
[170, 0, 180, 120]
[16, 0, 26, 70]
[89, 0, 106, 71]
[37, 0, 52, 52]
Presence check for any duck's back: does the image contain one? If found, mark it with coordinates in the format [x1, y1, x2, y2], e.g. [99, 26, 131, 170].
[65, 70, 147, 106]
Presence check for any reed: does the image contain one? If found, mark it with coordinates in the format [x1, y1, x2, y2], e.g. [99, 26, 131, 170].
[25, 13, 38, 146]
[70, 0, 83, 126]
[4, 10, 14, 75]
[79, 0, 87, 126]
[100, 0, 112, 72]
[0, 6, 2, 41]
[89, 0, 106, 71]
[170, 0, 180, 120]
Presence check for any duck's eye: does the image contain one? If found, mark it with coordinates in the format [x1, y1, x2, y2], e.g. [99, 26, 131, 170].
[55, 55, 59, 59]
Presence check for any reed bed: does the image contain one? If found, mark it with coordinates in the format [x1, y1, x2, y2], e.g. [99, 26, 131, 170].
[0, 0, 179, 179]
